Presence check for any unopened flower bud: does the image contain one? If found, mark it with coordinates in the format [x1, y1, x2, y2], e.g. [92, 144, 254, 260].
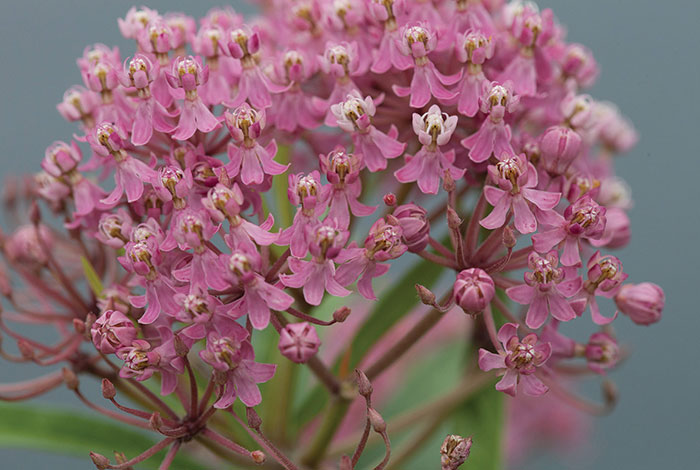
[355, 369, 373, 398]
[393, 203, 430, 253]
[584, 332, 619, 374]
[503, 226, 517, 249]
[62, 367, 79, 390]
[447, 207, 462, 230]
[90, 452, 110, 469]
[539, 125, 581, 175]
[17, 339, 34, 360]
[453, 269, 495, 315]
[278, 322, 321, 363]
[367, 407, 386, 433]
[443, 171, 456, 193]
[383, 193, 397, 206]
[332, 306, 351, 323]
[440, 434, 472, 470]
[415, 283, 437, 306]
[149, 411, 163, 431]
[614, 282, 664, 325]
[251, 450, 266, 464]
[174, 335, 189, 357]
[73, 318, 86, 335]
[246, 407, 262, 430]
[101, 379, 116, 399]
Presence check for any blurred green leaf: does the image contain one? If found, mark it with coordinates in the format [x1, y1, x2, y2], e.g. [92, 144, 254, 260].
[453, 383, 504, 470]
[0, 403, 200, 469]
[80, 255, 103, 296]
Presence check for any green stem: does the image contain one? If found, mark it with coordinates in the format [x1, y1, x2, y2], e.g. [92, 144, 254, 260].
[300, 396, 352, 468]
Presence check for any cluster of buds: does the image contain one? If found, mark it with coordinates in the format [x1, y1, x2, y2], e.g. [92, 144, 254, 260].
[0, 2, 663, 470]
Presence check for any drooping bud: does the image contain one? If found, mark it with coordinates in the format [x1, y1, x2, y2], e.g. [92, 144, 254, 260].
[415, 283, 437, 306]
[453, 269, 495, 315]
[367, 407, 386, 433]
[440, 434, 472, 470]
[447, 206, 462, 230]
[340, 455, 353, 470]
[101, 379, 116, 399]
[503, 226, 517, 249]
[584, 332, 619, 374]
[62, 367, 79, 390]
[614, 282, 664, 325]
[332, 306, 351, 323]
[149, 411, 163, 431]
[278, 322, 321, 364]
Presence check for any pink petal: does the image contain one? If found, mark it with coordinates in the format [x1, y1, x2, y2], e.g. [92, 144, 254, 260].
[512, 195, 537, 234]
[480, 193, 511, 229]
[478, 349, 505, 371]
[507, 284, 535, 304]
[525, 293, 549, 329]
[522, 188, 560, 211]
[495, 369, 518, 397]
[547, 291, 576, 322]
[519, 374, 548, 396]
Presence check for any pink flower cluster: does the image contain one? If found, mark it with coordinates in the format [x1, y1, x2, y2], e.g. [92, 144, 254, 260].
[0, 2, 664, 469]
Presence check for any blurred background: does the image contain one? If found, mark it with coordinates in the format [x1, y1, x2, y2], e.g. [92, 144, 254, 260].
[0, 0, 698, 468]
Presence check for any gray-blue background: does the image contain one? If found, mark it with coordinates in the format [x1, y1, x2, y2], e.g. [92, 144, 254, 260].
[0, 0, 697, 468]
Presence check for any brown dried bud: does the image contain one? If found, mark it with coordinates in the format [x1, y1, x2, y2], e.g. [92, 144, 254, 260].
[89, 452, 110, 469]
[443, 170, 456, 193]
[503, 226, 517, 249]
[415, 283, 436, 306]
[149, 411, 163, 431]
[440, 434, 472, 470]
[73, 318, 86, 335]
[101, 379, 116, 399]
[603, 380, 618, 407]
[251, 450, 266, 464]
[367, 407, 386, 433]
[447, 207, 462, 230]
[62, 367, 79, 390]
[332, 306, 351, 323]
[17, 339, 34, 360]
[246, 407, 262, 430]
[173, 335, 189, 357]
[355, 369, 373, 398]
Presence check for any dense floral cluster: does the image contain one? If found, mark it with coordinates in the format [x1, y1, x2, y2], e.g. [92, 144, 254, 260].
[0, 1, 664, 469]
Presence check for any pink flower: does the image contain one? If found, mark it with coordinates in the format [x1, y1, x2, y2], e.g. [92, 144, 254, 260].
[91, 310, 137, 354]
[461, 82, 519, 163]
[166, 56, 221, 140]
[584, 332, 619, 374]
[506, 251, 582, 329]
[614, 282, 665, 326]
[223, 104, 288, 185]
[392, 23, 461, 108]
[199, 331, 276, 408]
[330, 91, 405, 172]
[118, 55, 177, 145]
[574, 251, 627, 325]
[280, 221, 351, 306]
[453, 268, 495, 315]
[480, 154, 561, 234]
[394, 105, 465, 194]
[221, 26, 289, 109]
[368, 0, 413, 73]
[454, 30, 495, 117]
[316, 42, 364, 125]
[335, 218, 406, 300]
[278, 322, 321, 364]
[222, 247, 294, 329]
[532, 195, 607, 266]
[319, 148, 376, 229]
[278, 172, 327, 258]
[478, 323, 552, 397]
[268, 50, 322, 132]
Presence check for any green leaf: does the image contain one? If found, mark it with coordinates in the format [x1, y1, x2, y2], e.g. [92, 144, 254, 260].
[80, 255, 103, 297]
[0, 403, 200, 469]
[453, 383, 504, 470]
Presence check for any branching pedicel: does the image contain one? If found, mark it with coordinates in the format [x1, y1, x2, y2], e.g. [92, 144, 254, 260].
[0, 1, 664, 469]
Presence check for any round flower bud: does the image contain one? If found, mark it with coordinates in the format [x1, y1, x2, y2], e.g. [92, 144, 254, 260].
[539, 125, 581, 175]
[584, 332, 619, 374]
[614, 282, 664, 325]
[278, 322, 321, 363]
[91, 310, 138, 354]
[454, 268, 495, 315]
[393, 203, 430, 253]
